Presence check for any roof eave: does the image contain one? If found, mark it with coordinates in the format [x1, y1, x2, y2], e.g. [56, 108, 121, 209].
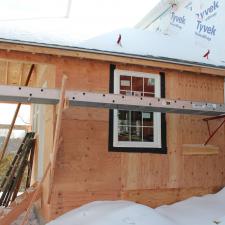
[0, 38, 224, 76]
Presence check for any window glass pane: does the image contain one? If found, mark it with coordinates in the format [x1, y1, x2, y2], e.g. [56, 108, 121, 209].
[120, 90, 127, 95]
[118, 110, 130, 126]
[133, 91, 143, 97]
[132, 77, 143, 92]
[144, 78, 155, 93]
[118, 126, 130, 141]
[131, 111, 142, 126]
[120, 75, 131, 91]
[143, 127, 154, 142]
[131, 127, 142, 142]
[120, 90, 132, 96]
[144, 92, 155, 97]
[115, 72, 159, 146]
[143, 112, 153, 127]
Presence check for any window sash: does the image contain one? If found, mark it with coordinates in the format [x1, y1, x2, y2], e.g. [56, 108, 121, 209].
[113, 69, 162, 148]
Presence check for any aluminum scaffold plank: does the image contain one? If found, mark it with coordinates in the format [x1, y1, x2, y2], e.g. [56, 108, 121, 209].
[0, 85, 225, 116]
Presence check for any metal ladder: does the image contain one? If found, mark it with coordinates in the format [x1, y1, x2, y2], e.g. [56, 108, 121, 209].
[0, 132, 35, 207]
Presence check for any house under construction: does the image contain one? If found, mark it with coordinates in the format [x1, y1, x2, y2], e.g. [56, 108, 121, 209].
[0, 0, 225, 224]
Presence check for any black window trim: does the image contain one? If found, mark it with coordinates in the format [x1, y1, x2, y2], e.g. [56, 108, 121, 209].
[108, 64, 167, 154]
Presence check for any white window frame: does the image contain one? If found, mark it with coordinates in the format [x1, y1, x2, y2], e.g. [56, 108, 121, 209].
[113, 69, 162, 148]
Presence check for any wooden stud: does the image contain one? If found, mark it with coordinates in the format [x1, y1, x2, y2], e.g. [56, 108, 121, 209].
[5, 61, 8, 85]
[0, 124, 30, 130]
[19, 63, 24, 86]
[48, 75, 67, 203]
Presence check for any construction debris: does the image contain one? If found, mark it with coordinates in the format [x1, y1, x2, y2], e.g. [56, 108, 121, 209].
[0, 184, 41, 225]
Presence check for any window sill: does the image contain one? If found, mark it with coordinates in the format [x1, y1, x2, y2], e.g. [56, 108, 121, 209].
[182, 144, 219, 156]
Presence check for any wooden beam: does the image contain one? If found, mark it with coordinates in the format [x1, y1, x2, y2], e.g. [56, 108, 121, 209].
[19, 63, 24, 86]
[5, 61, 8, 85]
[0, 64, 35, 161]
[0, 42, 224, 76]
[182, 144, 219, 155]
[48, 75, 67, 203]
[0, 124, 30, 130]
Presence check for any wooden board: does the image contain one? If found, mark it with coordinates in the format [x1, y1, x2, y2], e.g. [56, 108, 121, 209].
[50, 189, 121, 218]
[0, 61, 36, 86]
[121, 186, 222, 208]
[182, 144, 219, 155]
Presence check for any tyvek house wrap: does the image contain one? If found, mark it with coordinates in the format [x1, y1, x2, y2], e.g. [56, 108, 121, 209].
[140, 0, 225, 65]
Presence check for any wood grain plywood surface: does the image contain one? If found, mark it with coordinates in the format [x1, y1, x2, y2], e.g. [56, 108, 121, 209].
[0, 50, 224, 221]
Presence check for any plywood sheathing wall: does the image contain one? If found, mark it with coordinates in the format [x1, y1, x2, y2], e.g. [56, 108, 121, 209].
[51, 59, 121, 218]
[50, 59, 225, 219]
[166, 71, 225, 188]
[0, 50, 224, 220]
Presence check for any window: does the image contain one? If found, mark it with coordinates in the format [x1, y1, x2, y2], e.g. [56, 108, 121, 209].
[109, 68, 166, 153]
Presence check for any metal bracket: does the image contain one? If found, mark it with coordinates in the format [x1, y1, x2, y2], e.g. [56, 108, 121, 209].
[203, 115, 225, 145]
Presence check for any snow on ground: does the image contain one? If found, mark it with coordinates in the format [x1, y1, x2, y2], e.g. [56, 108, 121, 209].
[47, 187, 225, 225]
[156, 187, 225, 225]
[216, 215, 225, 225]
[47, 201, 176, 225]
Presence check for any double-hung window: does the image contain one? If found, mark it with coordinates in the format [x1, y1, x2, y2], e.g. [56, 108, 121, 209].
[110, 69, 166, 153]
